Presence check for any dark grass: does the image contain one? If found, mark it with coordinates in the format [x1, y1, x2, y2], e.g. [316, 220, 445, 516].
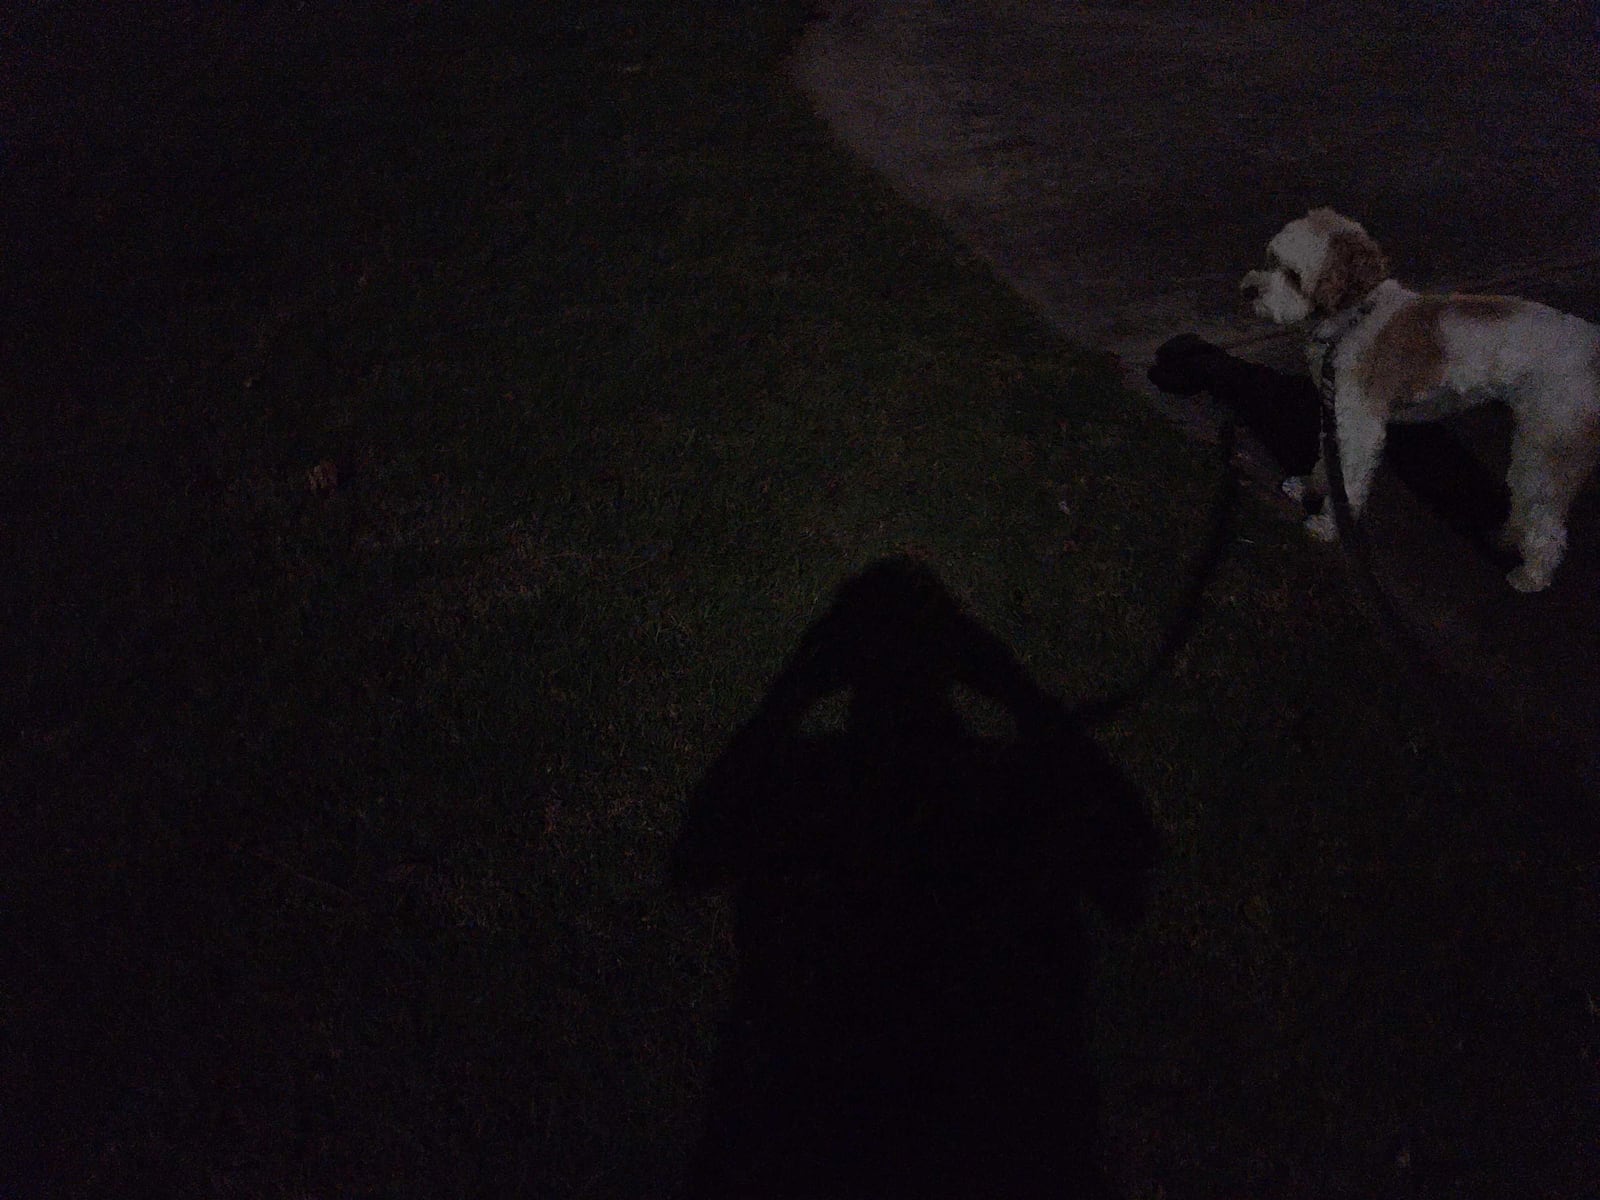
[3, 3, 1598, 1197]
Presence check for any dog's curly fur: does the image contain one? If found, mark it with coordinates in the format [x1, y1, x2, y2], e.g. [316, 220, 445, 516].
[1241, 208, 1600, 592]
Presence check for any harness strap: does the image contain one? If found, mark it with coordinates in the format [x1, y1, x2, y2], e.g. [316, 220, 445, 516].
[1311, 298, 1374, 543]
[1310, 295, 1377, 407]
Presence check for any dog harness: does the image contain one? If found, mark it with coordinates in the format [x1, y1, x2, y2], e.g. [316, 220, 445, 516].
[1308, 293, 1380, 403]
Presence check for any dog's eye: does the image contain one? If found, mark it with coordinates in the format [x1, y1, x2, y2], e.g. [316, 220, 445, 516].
[1284, 267, 1302, 288]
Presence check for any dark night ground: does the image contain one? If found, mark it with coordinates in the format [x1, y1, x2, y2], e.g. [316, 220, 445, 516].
[4, 4, 1600, 1197]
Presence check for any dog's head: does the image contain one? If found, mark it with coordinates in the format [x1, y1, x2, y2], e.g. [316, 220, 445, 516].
[1240, 208, 1390, 324]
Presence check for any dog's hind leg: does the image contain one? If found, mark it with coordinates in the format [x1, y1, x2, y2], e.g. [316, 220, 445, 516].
[1504, 411, 1600, 591]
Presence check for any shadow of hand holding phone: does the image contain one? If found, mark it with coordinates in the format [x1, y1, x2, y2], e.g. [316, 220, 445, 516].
[675, 558, 1156, 1199]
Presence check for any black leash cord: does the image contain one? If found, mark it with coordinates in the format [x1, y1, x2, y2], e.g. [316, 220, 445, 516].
[1076, 416, 1239, 723]
[1317, 346, 1444, 670]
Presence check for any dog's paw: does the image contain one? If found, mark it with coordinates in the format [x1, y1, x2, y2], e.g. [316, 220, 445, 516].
[1506, 563, 1551, 593]
[1304, 511, 1338, 542]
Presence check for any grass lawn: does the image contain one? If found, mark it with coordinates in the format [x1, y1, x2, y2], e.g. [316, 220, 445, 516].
[3, 3, 1596, 1196]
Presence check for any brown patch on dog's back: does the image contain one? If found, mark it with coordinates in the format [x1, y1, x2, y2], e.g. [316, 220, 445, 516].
[1360, 298, 1447, 414]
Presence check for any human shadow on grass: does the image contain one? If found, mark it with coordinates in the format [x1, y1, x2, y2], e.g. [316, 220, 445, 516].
[674, 558, 1156, 1200]
[1150, 335, 1516, 570]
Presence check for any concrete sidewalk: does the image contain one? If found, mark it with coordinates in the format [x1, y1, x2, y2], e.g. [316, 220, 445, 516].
[791, 0, 1600, 794]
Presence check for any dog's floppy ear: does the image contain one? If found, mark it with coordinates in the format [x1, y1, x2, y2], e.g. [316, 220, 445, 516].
[1311, 230, 1389, 314]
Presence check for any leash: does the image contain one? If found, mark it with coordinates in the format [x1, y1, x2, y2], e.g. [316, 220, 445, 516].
[1311, 300, 1446, 669]
[1079, 240, 1600, 725]
[1075, 415, 1239, 723]
[1305, 301, 1557, 801]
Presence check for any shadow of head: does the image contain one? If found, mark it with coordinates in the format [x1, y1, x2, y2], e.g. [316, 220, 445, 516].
[674, 557, 1154, 1199]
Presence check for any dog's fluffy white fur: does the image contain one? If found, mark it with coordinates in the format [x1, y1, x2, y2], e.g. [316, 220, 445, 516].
[1241, 207, 1600, 591]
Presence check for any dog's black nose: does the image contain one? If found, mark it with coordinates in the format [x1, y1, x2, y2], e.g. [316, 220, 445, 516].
[1240, 276, 1262, 299]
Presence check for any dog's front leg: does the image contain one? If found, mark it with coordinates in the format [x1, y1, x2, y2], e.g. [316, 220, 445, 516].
[1304, 393, 1386, 541]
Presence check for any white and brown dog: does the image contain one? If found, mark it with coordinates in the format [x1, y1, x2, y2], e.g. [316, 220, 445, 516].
[1241, 207, 1600, 591]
